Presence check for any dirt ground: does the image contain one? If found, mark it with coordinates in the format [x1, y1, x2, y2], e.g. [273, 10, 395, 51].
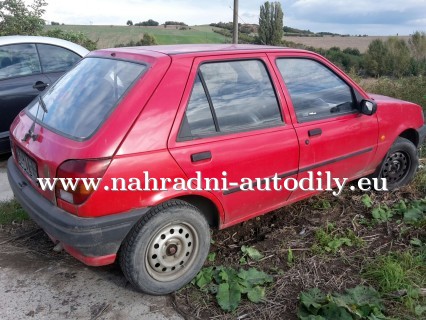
[173, 183, 425, 319]
[0, 221, 183, 320]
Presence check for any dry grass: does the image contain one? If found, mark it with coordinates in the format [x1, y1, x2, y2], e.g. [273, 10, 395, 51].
[173, 169, 426, 319]
[285, 35, 410, 53]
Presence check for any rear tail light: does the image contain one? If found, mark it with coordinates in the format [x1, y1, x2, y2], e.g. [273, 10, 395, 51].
[56, 159, 111, 205]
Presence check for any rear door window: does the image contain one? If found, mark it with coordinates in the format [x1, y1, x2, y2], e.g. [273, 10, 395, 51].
[37, 44, 81, 73]
[0, 44, 41, 80]
[27, 57, 147, 140]
[180, 59, 282, 139]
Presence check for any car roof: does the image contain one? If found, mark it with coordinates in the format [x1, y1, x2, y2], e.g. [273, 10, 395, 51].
[100, 44, 308, 57]
[0, 35, 90, 57]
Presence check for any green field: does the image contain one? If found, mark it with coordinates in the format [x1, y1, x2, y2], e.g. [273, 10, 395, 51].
[44, 25, 230, 48]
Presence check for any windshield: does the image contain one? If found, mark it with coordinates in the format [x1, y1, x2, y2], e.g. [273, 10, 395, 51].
[27, 57, 147, 140]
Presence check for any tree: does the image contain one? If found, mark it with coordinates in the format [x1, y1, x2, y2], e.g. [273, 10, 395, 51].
[126, 20, 133, 26]
[365, 38, 412, 77]
[0, 0, 47, 36]
[384, 37, 411, 77]
[408, 31, 426, 61]
[258, 1, 283, 45]
[365, 39, 389, 77]
[134, 19, 159, 27]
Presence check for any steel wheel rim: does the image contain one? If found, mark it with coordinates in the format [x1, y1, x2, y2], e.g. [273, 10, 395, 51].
[146, 221, 199, 282]
[381, 151, 411, 183]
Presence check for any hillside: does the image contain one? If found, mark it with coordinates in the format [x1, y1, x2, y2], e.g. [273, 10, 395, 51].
[44, 25, 410, 53]
[44, 24, 229, 48]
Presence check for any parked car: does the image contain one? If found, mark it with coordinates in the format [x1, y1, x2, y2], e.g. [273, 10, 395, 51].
[0, 36, 89, 154]
[7, 44, 426, 295]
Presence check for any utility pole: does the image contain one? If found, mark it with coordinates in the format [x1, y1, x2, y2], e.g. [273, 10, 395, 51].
[233, 0, 238, 44]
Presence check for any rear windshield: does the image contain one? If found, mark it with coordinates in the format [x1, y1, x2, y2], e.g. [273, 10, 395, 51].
[27, 57, 147, 140]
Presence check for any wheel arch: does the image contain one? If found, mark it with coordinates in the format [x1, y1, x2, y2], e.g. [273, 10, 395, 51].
[176, 195, 221, 229]
[399, 128, 419, 147]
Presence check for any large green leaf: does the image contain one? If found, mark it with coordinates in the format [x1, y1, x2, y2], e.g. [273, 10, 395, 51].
[217, 282, 242, 311]
[403, 208, 423, 223]
[247, 285, 265, 303]
[321, 302, 353, 320]
[241, 245, 264, 261]
[238, 267, 273, 286]
[299, 288, 327, 312]
[362, 194, 373, 208]
[194, 267, 214, 289]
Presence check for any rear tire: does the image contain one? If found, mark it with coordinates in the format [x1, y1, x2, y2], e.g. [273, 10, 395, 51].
[119, 200, 210, 295]
[375, 137, 418, 190]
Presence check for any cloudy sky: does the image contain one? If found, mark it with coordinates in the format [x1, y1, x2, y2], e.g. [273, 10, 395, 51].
[37, 0, 426, 35]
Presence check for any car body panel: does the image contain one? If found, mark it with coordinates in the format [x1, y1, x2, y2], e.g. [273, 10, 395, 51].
[7, 44, 425, 264]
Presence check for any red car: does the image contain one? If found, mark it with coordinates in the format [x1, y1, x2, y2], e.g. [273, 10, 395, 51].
[7, 44, 426, 295]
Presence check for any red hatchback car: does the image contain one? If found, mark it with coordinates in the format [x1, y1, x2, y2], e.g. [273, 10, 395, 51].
[7, 44, 426, 294]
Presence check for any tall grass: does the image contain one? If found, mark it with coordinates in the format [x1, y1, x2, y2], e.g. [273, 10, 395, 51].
[360, 76, 426, 111]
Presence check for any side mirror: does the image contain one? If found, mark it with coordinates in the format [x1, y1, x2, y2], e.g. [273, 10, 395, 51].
[360, 99, 377, 116]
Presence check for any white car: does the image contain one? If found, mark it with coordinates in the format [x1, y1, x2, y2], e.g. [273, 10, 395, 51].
[0, 36, 89, 154]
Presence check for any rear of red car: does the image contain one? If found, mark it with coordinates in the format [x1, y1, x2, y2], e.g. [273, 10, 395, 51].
[7, 48, 172, 265]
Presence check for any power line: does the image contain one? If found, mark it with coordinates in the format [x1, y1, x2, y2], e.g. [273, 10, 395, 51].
[228, 4, 248, 25]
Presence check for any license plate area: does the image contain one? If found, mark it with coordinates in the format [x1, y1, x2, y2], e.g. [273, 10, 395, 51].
[16, 148, 38, 182]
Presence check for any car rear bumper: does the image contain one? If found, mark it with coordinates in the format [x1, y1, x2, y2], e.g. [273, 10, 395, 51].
[7, 157, 148, 266]
[418, 124, 426, 146]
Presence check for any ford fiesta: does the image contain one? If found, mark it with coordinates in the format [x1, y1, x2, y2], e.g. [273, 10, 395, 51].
[7, 44, 426, 295]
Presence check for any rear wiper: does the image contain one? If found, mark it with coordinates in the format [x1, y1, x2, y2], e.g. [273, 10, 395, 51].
[22, 95, 48, 142]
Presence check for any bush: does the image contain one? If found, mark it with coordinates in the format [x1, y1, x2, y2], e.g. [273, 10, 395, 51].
[360, 76, 426, 110]
[115, 33, 158, 47]
[134, 19, 159, 27]
[43, 28, 97, 51]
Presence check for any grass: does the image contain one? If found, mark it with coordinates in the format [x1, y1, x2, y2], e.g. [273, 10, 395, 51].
[0, 199, 28, 225]
[363, 250, 426, 316]
[44, 24, 230, 49]
[312, 223, 364, 254]
[359, 76, 426, 112]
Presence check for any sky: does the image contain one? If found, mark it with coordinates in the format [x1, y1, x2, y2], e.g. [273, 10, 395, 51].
[34, 0, 426, 36]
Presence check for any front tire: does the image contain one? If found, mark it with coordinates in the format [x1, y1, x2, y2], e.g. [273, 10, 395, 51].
[376, 137, 418, 190]
[119, 200, 211, 295]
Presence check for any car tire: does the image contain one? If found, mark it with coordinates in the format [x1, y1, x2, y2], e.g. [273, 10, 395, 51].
[375, 137, 418, 190]
[119, 200, 210, 295]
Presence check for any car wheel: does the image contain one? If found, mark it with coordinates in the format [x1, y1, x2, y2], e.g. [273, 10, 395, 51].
[377, 137, 418, 190]
[119, 200, 211, 295]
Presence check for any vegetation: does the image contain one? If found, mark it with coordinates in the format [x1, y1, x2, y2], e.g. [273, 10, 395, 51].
[364, 250, 426, 316]
[298, 286, 388, 319]
[44, 24, 228, 48]
[175, 163, 426, 317]
[164, 21, 187, 26]
[115, 33, 157, 47]
[360, 76, 426, 111]
[258, 1, 284, 45]
[0, 0, 96, 50]
[44, 28, 97, 50]
[134, 19, 159, 27]
[192, 266, 272, 311]
[0, 199, 28, 225]
[312, 223, 364, 254]
[0, 0, 47, 36]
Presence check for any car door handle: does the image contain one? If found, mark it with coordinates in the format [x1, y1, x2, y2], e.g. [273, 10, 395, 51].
[191, 151, 212, 162]
[308, 128, 322, 137]
[33, 81, 49, 91]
